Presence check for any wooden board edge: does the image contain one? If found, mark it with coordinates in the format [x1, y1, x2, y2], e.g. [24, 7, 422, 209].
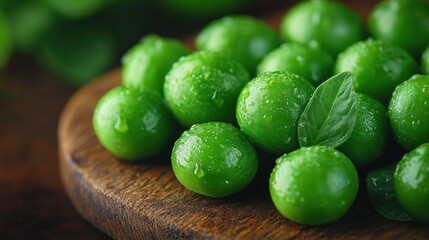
[57, 69, 207, 239]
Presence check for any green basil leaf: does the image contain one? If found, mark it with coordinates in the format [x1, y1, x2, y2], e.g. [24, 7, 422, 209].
[298, 72, 357, 148]
[366, 165, 414, 221]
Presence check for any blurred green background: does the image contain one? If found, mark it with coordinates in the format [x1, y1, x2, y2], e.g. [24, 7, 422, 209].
[0, 0, 290, 87]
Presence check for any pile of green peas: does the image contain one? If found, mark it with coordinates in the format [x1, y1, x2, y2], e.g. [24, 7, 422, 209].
[93, 0, 429, 225]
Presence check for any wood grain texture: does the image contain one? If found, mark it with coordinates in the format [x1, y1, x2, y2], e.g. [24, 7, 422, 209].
[59, 74, 429, 239]
[59, 68, 429, 240]
[58, 3, 429, 239]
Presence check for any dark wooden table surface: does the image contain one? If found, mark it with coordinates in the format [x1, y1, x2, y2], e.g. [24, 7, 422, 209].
[0, 56, 110, 239]
[0, 1, 380, 239]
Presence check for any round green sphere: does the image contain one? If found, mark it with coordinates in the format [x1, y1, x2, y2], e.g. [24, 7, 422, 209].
[395, 143, 429, 223]
[196, 15, 280, 74]
[257, 43, 334, 86]
[172, 122, 258, 198]
[280, 0, 364, 55]
[122, 34, 190, 95]
[164, 51, 250, 128]
[270, 146, 359, 225]
[236, 71, 314, 154]
[388, 75, 429, 150]
[369, 0, 429, 58]
[335, 39, 417, 104]
[93, 86, 173, 161]
[337, 93, 388, 167]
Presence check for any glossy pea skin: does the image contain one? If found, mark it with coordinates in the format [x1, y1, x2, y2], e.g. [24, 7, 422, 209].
[122, 35, 190, 95]
[257, 43, 334, 86]
[93, 86, 173, 161]
[270, 146, 359, 225]
[171, 122, 258, 198]
[236, 71, 314, 154]
[423, 45, 429, 75]
[0, 10, 11, 68]
[369, 0, 429, 58]
[335, 39, 417, 104]
[280, 0, 364, 56]
[337, 94, 388, 167]
[164, 51, 250, 128]
[196, 15, 280, 75]
[395, 143, 429, 223]
[388, 75, 429, 151]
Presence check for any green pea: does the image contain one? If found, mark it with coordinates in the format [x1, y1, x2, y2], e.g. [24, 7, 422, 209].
[369, 0, 429, 58]
[122, 34, 190, 95]
[236, 71, 314, 154]
[335, 39, 417, 104]
[257, 43, 334, 86]
[280, 0, 364, 55]
[388, 75, 429, 150]
[337, 93, 388, 167]
[395, 143, 429, 223]
[270, 146, 359, 225]
[164, 51, 250, 128]
[172, 122, 258, 197]
[93, 86, 174, 161]
[196, 15, 280, 75]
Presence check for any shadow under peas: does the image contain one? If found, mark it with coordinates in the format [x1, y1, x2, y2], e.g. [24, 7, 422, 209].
[215, 149, 279, 204]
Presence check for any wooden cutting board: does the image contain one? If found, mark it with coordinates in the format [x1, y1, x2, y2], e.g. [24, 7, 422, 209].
[58, 4, 429, 239]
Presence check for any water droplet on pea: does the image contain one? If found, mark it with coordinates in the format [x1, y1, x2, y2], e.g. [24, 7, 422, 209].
[194, 163, 205, 178]
[143, 111, 158, 134]
[114, 117, 129, 133]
